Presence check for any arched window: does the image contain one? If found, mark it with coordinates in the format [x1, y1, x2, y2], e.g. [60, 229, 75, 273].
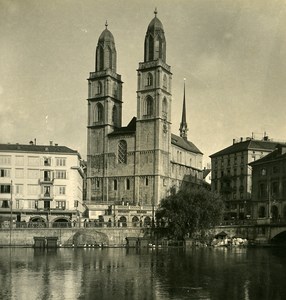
[163, 74, 167, 89]
[108, 46, 112, 69]
[99, 46, 104, 71]
[271, 205, 279, 220]
[144, 216, 151, 227]
[113, 82, 118, 97]
[162, 97, 167, 119]
[154, 36, 163, 59]
[258, 206, 266, 218]
[112, 105, 117, 124]
[145, 177, 149, 186]
[145, 96, 153, 116]
[119, 216, 127, 227]
[96, 81, 102, 95]
[146, 73, 153, 86]
[148, 35, 154, 61]
[95, 103, 104, 123]
[132, 216, 139, 227]
[113, 179, 117, 191]
[118, 140, 127, 164]
[126, 178, 130, 190]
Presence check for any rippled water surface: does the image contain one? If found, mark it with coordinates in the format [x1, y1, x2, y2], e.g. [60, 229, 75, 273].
[1, 247, 286, 299]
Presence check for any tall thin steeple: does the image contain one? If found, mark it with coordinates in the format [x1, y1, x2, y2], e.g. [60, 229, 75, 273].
[179, 79, 188, 139]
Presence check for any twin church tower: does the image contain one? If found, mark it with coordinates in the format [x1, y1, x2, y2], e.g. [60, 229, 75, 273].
[86, 11, 203, 211]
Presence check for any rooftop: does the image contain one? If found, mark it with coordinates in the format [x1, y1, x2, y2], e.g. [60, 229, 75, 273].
[210, 137, 284, 158]
[108, 117, 137, 137]
[171, 134, 203, 154]
[249, 144, 286, 166]
[0, 143, 79, 155]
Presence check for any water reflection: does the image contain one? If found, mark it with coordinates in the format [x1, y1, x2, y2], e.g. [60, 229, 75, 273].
[1, 247, 286, 299]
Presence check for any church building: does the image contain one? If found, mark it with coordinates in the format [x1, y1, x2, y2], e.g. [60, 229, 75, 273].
[85, 11, 203, 225]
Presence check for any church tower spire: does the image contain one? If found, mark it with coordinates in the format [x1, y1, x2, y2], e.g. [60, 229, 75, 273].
[95, 21, 117, 72]
[144, 9, 166, 62]
[87, 22, 123, 130]
[86, 23, 123, 202]
[135, 10, 172, 207]
[179, 79, 188, 139]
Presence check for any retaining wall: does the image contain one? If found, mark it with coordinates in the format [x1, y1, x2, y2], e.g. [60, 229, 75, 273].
[0, 228, 145, 247]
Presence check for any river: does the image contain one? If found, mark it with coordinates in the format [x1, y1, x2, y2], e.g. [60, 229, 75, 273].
[1, 246, 286, 300]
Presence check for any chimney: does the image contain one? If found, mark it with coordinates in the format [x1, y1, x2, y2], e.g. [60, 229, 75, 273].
[34, 138, 37, 145]
[240, 137, 243, 142]
[49, 141, 53, 146]
[233, 139, 235, 144]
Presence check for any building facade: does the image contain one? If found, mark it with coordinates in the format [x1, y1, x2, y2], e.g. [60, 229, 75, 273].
[0, 142, 84, 227]
[250, 144, 286, 222]
[210, 136, 282, 220]
[86, 12, 203, 225]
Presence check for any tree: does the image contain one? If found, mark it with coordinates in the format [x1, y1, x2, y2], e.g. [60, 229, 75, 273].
[156, 186, 224, 240]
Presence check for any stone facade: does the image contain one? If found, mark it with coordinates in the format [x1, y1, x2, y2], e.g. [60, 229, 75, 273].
[86, 13, 203, 223]
[250, 144, 286, 221]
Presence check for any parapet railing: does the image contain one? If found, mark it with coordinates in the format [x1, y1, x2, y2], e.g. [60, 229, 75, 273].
[0, 221, 154, 229]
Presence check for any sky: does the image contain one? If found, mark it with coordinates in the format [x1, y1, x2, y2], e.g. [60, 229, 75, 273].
[1, 0, 286, 166]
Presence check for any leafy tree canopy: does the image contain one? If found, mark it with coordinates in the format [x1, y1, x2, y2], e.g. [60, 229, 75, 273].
[156, 186, 224, 240]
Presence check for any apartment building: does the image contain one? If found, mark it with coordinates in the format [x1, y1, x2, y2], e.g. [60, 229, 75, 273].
[0, 142, 84, 227]
[210, 136, 282, 220]
[250, 144, 286, 221]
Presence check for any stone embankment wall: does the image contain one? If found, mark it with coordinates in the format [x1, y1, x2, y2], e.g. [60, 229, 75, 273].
[0, 228, 144, 247]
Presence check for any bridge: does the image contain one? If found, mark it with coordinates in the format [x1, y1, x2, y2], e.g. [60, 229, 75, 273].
[2, 219, 286, 247]
[214, 220, 286, 244]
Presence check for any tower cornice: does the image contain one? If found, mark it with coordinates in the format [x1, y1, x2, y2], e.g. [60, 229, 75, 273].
[138, 59, 171, 73]
[136, 87, 171, 96]
[89, 70, 122, 82]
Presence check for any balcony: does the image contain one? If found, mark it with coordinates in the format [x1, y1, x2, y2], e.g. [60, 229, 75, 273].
[39, 177, 53, 184]
[40, 193, 53, 200]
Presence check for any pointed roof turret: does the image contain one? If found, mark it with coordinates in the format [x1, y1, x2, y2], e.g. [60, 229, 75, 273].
[98, 20, 115, 43]
[179, 79, 188, 140]
[144, 9, 166, 62]
[96, 22, 117, 72]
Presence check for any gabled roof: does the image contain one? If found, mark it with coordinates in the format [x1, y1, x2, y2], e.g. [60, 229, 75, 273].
[107, 118, 202, 154]
[0, 143, 79, 155]
[171, 133, 203, 154]
[108, 117, 137, 137]
[210, 139, 282, 158]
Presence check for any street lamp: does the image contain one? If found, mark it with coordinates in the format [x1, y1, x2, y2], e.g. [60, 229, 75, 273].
[10, 180, 13, 246]
[151, 196, 155, 228]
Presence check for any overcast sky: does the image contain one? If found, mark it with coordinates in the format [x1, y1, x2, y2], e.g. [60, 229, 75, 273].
[1, 0, 286, 165]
